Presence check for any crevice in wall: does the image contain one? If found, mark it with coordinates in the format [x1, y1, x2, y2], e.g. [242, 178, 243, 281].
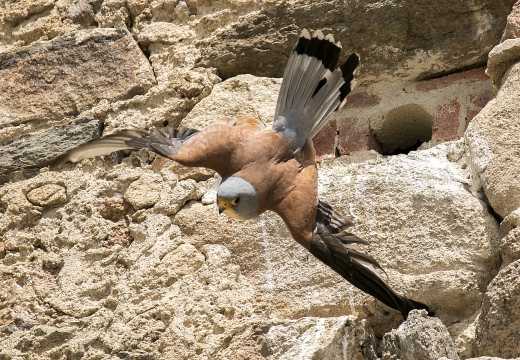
[418, 60, 488, 81]
[373, 103, 433, 155]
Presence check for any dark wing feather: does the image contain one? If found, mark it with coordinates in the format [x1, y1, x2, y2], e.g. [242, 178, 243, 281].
[50, 128, 199, 169]
[310, 202, 430, 319]
[50, 116, 265, 177]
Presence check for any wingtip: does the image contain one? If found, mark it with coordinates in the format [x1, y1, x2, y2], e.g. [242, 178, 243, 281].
[403, 298, 434, 319]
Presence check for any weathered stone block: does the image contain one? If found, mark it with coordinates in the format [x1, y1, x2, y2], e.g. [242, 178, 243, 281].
[0, 28, 155, 126]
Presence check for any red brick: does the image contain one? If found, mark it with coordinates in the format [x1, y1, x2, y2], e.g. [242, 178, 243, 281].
[337, 118, 380, 155]
[313, 120, 337, 161]
[470, 90, 494, 109]
[343, 92, 380, 108]
[466, 90, 494, 125]
[416, 68, 488, 92]
[433, 100, 461, 140]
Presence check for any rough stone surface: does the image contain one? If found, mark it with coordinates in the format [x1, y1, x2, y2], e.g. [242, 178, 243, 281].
[180, 74, 280, 130]
[473, 260, 520, 358]
[196, 0, 514, 83]
[382, 310, 460, 360]
[500, 208, 520, 267]
[25, 183, 68, 207]
[124, 172, 164, 210]
[0, 28, 155, 126]
[1, 0, 519, 358]
[501, 0, 520, 40]
[440, 357, 510, 360]
[0, 138, 501, 358]
[501, 227, 520, 268]
[486, 38, 520, 91]
[465, 61, 520, 219]
[318, 141, 501, 324]
[234, 316, 378, 360]
[0, 117, 101, 183]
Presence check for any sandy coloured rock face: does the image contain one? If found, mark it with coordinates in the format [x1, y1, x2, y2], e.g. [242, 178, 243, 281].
[466, 61, 520, 220]
[0, 28, 155, 126]
[383, 310, 460, 360]
[473, 260, 520, 358]
[1, 0, 520, 358]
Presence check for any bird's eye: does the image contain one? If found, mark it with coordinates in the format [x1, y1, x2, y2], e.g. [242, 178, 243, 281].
[231, 197, 240, 205]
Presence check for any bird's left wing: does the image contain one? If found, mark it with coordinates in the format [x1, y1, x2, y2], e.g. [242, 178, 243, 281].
[275, 184, 430, 319]
[50, 116, 263, 177]
[309, 200, 431, 318]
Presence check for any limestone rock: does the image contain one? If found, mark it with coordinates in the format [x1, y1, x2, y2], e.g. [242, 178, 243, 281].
[465, 61, 520, 219]
[99, 196, 127, 222]
[501, 0, 520, 41]
[196, 0, 514, 82]
[2, 138, 500, 358]
[0, 0, 81, 53]
[180, 74, 281, 129]
[0, 117, 101, 184]
[486, 38, 520, 91]
[124, 172, 163, 210]
[500, 209, 520, 267]
[473, 260, 520, 358]
[251, 316, 377, 360]
[0, 0, 518, 358]
[25, 183, 67, 207]
[441, 358, 511, 360]
[382, 310, 459, 360]
[0, 28, 155, 126]
[501, 228, 520, 268]
[318, 141, 501, 323]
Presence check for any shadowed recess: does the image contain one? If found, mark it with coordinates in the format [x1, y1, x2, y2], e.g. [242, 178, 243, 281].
[374, 104, 433, 155]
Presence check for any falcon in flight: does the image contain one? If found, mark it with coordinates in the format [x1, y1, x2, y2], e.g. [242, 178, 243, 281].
[52, 29, 429, 318]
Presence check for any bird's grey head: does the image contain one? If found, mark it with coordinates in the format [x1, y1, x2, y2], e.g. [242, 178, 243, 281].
[217, 176, 259, 220]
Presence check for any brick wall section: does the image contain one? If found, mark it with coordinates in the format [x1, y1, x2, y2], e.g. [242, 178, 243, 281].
[432, 100, 462, 141]
[313, 67, 494, 159]
[467, 91, 495, 126]
[313, 121, 336, 161]
[336, 118, 383, 156]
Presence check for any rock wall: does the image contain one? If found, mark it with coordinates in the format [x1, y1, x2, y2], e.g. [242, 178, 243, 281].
[1, 0, 520, 359]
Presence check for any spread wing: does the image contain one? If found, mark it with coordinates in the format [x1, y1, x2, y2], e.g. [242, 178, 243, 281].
[273, 29, 359, 152]
[50, 116, 264, 177]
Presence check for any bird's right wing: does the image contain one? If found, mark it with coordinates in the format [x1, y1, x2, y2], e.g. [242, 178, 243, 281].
[50, 116, 264, 177]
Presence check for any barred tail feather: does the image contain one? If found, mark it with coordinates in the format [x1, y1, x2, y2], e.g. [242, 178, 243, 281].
[273, 29, 359, 152]
[309, 54, 359, 138]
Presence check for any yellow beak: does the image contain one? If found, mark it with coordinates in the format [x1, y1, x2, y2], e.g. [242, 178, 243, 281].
[217, 199, 231, 215]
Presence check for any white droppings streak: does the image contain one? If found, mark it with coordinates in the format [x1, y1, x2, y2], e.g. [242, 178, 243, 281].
[260, 214, 275, 294]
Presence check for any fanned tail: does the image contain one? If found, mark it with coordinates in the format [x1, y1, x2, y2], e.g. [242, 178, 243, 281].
[309, 200, 431, 319]
[273, 29, 359, 152]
